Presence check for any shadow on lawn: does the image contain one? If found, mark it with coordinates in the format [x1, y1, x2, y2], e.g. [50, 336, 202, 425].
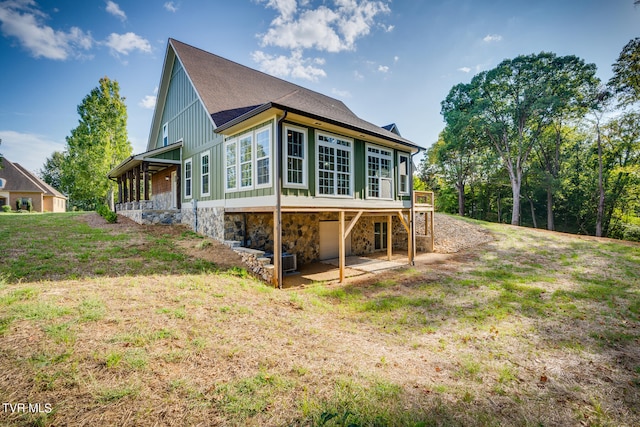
[0, 212, 245, 283]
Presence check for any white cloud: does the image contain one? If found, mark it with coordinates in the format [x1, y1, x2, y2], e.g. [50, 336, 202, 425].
[0, 0, 93, 60]
[105, 32, 152, 56]
[164, 1, 178, 12]
[458, 66, 471, 73]
[106, 1, 126, 21]
[139, 87, 158, 109]
[331, 88, 351, 98]
[0, 130, 64, 173]
[261, 0, 298, 21]
[353, 70, 364, 80]
[483, 34, 502, 43]
[393, 55, 399, 63]
[251, 50, 327, 81]
[378, 65, 389, 73]
[258, 0, 391, 53]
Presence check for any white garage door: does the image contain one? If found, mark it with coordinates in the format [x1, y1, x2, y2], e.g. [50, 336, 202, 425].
[319, 221, 352, 260]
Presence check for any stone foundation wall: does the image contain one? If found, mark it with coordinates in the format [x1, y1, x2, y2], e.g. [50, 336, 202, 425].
[152, 192, 173, 210]
[116, 208, 182, 225]
[224, 212, 393, 265]
[182, 205, 225, 241]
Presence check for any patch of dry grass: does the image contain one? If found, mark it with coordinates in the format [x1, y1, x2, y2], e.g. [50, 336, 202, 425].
[0, 212, 639, 426]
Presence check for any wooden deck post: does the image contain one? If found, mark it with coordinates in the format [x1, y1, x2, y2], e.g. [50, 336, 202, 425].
[339, 210, 345, 283]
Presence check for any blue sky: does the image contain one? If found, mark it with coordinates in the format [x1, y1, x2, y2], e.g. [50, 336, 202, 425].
[0, 0, 638, 173]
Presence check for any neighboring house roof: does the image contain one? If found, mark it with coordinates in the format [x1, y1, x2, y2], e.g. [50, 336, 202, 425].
[0, 158, 66, 198]
[167, 39, 422, 152]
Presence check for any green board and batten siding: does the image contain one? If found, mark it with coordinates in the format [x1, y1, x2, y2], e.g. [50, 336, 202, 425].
[159, 59, 225, 201]
[159, 60, 412, 206]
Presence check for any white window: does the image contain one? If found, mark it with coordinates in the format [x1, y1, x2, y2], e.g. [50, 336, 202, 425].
[224, 125, 272, 192]
[398, 153, 410, 195]
[367, 145, 393, 199]
[316, 132, 353, 197]
[256, 128, 271, 187]
[162, 123, 168, 147]
[240, 135, 253, 188]
[284, 126, 307, 188]
[225, 140, 237, 191]
[184, 158, 192, 198]
[201, 152, 210, 197]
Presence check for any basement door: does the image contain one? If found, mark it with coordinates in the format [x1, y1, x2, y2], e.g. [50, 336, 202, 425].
[319, 221, 352, 260]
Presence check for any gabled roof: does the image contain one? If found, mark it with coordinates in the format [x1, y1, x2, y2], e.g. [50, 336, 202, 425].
[0, 158, 66, 198]
[382, 123, 401, 136]
[163, 39, 421, 152]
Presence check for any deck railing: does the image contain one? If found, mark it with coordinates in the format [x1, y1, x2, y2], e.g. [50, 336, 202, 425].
[414, 191, 434, 208]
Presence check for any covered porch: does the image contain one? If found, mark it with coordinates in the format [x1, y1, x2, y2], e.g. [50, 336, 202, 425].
[107, 142, 183, 225]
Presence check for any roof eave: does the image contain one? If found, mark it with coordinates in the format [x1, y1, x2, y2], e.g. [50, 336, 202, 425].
[215, 102, 423, 153]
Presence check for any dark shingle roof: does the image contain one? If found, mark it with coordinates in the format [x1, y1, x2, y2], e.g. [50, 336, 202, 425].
[170, 39, 421, 150]
[0, 158, 66, 198]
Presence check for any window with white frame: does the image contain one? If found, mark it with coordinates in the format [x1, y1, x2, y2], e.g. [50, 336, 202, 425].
[184, 158, 192, 198]
[256, 128, 271, 186]
[162, 123, 168, 147]
[367, 145, 393, 199]
[285, 126, 307, 188]
[398, 153, 410, 195]
[239, 135, 253, 188]
[201, 152, 210, 196]
[224, 125, 272, 192]
[317, 132, 352, 197]
[225, 140, 237, 190]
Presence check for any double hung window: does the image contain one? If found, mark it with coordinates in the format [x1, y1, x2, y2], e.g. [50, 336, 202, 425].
[367, 145, 393, 199]
[184, 158, 192, 198]
[225, 125, 272, 192]
[201, 152, 210, 196]
[398, 153, 410, 195]
[284, 126, 307, 188]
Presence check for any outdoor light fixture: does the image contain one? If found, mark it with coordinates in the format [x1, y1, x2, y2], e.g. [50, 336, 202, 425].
[165, 176, 170, 181]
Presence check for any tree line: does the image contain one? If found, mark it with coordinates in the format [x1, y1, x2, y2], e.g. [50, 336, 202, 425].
[419, 38, 640, 241]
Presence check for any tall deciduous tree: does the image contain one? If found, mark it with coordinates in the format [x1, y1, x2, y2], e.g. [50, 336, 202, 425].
[609, 38, 640, 108]
[442, 52, 598, 225]
[61, 77, 132, 210]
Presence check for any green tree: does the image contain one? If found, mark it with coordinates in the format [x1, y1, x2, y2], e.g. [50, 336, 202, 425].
[599, 111, 640, 237]
[609, 38, 640, 108]
[442, 52, 598, 225]
[61, 77, 132, 210]
[39, 151, 65, 191]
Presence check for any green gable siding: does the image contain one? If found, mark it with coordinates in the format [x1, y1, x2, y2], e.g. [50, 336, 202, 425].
[149, 148, 181, 161]
[158, 58, 224, 202]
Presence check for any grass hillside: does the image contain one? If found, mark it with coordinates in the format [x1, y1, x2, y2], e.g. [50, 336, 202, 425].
[0, 212, 639, 426]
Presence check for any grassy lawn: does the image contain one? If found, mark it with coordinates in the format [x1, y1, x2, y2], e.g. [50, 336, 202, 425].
[0, 212, 639, 426]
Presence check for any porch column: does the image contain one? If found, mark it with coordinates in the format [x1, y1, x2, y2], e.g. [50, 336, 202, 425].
[134, 166, 141, 202]
[128, 170, 134, 203]
[176, 165, 181, 209]
[117, 176, 123, 204]
[339, 210, 345, 283]
[143, 162, 150, 201]
[387, 214, 393, 261]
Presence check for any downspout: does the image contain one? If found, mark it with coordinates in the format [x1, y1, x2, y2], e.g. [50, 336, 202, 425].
[409, 151, 420, 265]
[275, 110, 288, 289]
